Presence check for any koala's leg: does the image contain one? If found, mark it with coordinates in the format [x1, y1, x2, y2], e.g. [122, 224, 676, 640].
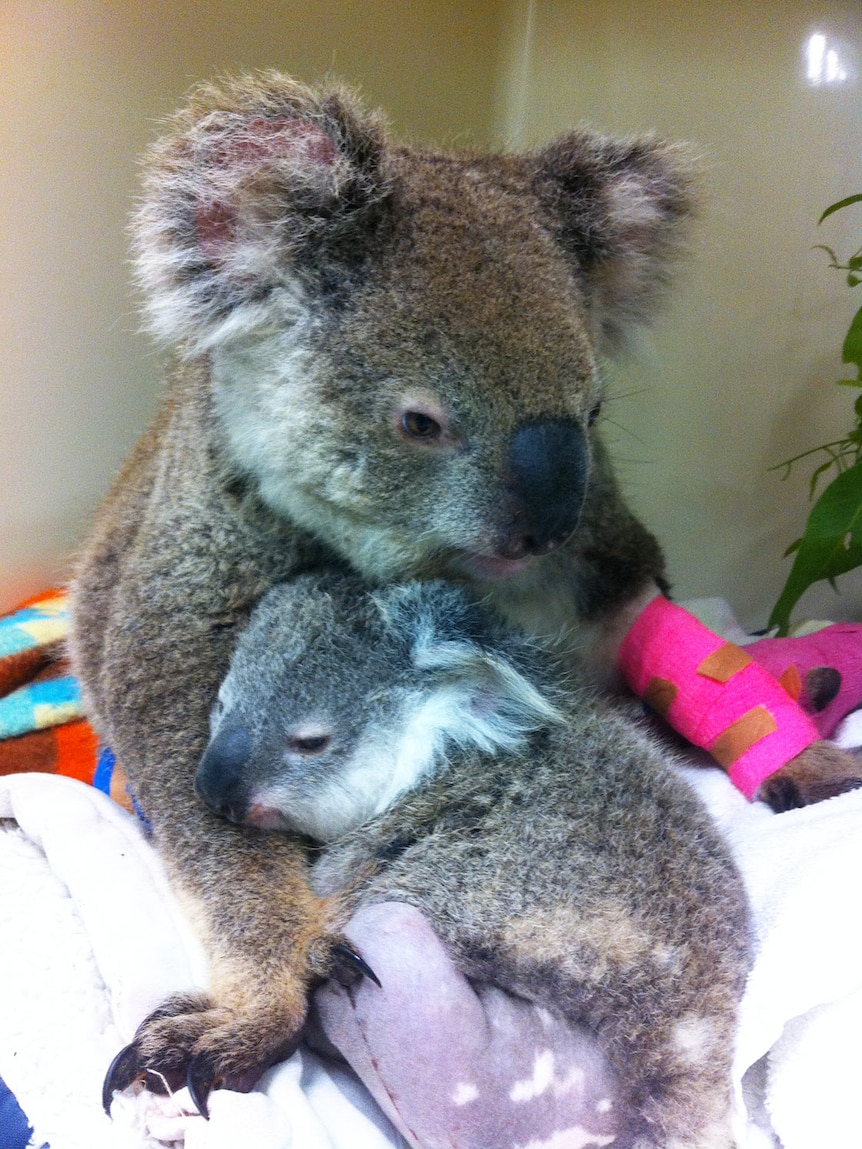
[590, 986, 738, 1149]
[343, 838, 742, 1147]
[313, 903, 736, 1149]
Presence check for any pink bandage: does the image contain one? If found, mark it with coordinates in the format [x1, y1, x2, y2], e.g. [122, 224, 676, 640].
[618, 596, 820, 799]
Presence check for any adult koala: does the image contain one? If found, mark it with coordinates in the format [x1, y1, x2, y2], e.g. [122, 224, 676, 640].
[72, 70, 710, 1107]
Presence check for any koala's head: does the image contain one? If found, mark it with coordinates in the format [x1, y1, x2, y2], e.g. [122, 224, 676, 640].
[195, 574, 562, 841]
[136, 72, 698, 582]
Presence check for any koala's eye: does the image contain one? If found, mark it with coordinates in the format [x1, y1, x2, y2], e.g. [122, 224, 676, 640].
[287, 733, 332, 755]
[587, 402, 603, 428]
[401, 411, 442, 440]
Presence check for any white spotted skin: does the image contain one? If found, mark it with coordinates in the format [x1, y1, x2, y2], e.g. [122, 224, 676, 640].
[451, 1082, 479, 1106]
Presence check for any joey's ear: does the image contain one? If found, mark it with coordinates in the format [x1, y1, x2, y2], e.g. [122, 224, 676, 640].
[132, 71, 392, 351]
[414, 638, 564, 753]
[532, 131, 700, 352]
[372, 581, 496, 654]
[373, 582, 562, 751]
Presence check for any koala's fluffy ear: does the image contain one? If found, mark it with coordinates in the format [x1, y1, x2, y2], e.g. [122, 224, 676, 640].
[416, 638, 563, 739]
[373, 581, 494, 651]
[132, 72, 391, 351]
[532, 132, 700, 351]
[375, 582, 564, 754]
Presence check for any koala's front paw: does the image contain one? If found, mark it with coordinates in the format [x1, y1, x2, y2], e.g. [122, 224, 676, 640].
[757, 741, 862, 812]
[102, 990, 298, 1118]
[103, 939, 379, 1119]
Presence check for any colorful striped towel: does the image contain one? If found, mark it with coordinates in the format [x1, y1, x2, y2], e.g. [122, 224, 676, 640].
[0, 590, 133, 812]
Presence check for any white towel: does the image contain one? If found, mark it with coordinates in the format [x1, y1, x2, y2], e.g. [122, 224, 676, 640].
[0, 772, 404, 1149]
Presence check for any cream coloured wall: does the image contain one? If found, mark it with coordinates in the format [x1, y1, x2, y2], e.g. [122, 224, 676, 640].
[496, 0, 862, 628]
[2, 1, 861, 630]
[0, 0, 504, 609]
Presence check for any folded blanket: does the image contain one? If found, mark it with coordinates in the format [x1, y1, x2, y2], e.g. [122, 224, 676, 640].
[0, 772, 405, 1149]
[678, 759, 862, 1147]
[0, 592, 133, 811]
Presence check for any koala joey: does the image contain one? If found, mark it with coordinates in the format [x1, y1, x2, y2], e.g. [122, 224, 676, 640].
[198, 573, 751, 1149]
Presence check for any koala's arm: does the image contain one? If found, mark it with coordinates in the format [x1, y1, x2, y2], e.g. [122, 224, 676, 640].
[601, 547, 862, 809]
[70, 371, 350, 1111]
[568, 437, 668, 618]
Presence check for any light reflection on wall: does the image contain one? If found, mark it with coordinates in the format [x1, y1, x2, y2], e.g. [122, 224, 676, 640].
[806, 32, 849, 86]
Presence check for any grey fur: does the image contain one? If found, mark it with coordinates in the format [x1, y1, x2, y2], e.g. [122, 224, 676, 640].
[204, 575, 751, 1149]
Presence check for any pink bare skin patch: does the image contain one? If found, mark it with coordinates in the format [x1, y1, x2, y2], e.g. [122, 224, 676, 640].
[195, 118, 338, 261]
[309, 903, 619, 1149]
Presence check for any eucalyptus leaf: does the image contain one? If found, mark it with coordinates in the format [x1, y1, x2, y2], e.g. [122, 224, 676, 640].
[769, 459, 862, 633]
[809, 457, 838, 497]
[818, 193, 862, 224]
[843, 304, 862, 368]
[813, 243, 838, 264]
[783, 538, 802, 558]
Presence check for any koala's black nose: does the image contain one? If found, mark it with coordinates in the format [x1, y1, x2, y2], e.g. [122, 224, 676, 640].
[195, 722, 253, 822]
[504, 419, 589, 557]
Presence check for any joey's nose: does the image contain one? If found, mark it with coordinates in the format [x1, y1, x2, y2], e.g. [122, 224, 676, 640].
[504, 419, 589, 556]
[195, 722, 253, 822]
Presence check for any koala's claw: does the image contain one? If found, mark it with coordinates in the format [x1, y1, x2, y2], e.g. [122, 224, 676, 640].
[102, 1042, 144, 1114]
[761, 770, 862, 813]
[330, 941, 382, 988]
[186, 1053, 221, 1120]
[102, 1036, 190, 1115]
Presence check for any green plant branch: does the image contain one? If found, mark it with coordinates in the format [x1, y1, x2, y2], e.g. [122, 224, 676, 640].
[770, 193, 862, 633]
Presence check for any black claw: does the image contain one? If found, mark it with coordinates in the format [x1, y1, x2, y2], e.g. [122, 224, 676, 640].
[331, 942, 382, 988]
[187, 1052, 221, 1120]
[102, 1042, 144, 1115]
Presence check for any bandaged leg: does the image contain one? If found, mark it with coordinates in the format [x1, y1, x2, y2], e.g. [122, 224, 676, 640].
[745, 623, 862, 738]
[618, 596, 820, 799]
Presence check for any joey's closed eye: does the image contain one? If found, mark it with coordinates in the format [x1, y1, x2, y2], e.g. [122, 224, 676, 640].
[587, 401, 603, 428]
[286, 732, 332, 755]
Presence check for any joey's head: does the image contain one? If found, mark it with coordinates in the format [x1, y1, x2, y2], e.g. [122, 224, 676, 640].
[135, 71, 698, 583]
[195, 574, 563, 841]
